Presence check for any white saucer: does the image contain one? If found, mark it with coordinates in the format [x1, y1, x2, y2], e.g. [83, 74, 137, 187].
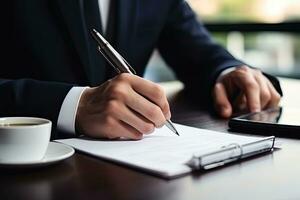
[0, 142, 75, 167]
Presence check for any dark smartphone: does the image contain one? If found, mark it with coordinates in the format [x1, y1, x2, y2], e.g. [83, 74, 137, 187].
[228, 107, 300, 138]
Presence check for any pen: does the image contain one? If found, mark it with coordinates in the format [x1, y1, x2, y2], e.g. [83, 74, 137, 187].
[91, 28, 179, 136]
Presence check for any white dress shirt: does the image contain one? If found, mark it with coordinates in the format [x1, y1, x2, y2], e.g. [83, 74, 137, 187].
[57, 0, 110, 134]
[57, 0, 237, 135]
[98, 0, 110, 34]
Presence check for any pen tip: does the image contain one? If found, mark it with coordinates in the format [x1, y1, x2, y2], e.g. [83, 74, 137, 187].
[176, 131, 180, 136]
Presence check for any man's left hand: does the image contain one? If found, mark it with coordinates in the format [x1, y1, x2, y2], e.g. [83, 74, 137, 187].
[213, 65, 281, 118]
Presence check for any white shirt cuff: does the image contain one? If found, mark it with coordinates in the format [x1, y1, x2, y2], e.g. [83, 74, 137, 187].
[57, 86, 89, 135]
[217, 67, 237, 81]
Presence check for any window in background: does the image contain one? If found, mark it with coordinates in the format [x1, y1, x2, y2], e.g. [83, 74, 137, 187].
[211, 32, 300, 77]
[189, 0, 300, 23]
[144, 0, 300, 82]
[188, 0, 300, 78]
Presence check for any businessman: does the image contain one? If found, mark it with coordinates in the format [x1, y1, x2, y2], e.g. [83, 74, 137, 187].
[1, 0, 282, 139]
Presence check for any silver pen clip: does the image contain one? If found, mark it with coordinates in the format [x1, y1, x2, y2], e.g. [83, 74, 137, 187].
[109, 47, 137, 75]
[97, 47, 121, 74]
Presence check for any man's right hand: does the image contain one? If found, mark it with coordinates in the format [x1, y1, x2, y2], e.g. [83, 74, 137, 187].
[75, 73, 171, 140]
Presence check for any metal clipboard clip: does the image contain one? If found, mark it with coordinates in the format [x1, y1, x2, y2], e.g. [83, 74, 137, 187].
[186, 136, 275, 170]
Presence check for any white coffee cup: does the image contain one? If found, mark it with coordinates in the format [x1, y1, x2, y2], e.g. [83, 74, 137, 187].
[0, 117, 52, 163]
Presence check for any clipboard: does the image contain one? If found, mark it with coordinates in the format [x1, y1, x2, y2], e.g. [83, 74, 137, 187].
[57, 124, 276, 178]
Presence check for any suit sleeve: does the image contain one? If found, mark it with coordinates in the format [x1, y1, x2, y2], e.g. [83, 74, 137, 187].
[0, 79, 74, 139]
[157, 0, 282, 103]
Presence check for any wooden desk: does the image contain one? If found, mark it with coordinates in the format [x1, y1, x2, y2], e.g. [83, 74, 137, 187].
[1, 78, 300, 200]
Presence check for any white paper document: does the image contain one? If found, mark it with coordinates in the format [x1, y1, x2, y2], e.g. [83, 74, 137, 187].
[56, 124, 275, 178]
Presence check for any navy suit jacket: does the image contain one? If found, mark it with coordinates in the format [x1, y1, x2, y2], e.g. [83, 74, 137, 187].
[0, 0, 280, 138]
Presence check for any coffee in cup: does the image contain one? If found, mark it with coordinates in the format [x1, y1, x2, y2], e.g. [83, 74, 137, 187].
[0, 117, 52, 163]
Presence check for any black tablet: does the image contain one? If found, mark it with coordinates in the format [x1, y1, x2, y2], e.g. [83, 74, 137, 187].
[228, 107, 300, 138]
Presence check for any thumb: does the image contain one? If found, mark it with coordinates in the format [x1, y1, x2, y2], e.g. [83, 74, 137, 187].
[213, 83, 232, 118]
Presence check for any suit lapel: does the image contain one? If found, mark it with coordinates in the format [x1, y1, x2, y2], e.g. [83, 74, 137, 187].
[55, 0, 138, 83]
[55, 0, 95, 83]
[115, 0, 138, 63]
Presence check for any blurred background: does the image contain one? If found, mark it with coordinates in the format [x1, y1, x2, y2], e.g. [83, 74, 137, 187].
[144, 0, 300, 82]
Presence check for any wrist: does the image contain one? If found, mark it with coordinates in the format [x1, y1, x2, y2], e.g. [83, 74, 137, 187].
[217, 66, 239, 81]
[75, 87, 94, 135]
